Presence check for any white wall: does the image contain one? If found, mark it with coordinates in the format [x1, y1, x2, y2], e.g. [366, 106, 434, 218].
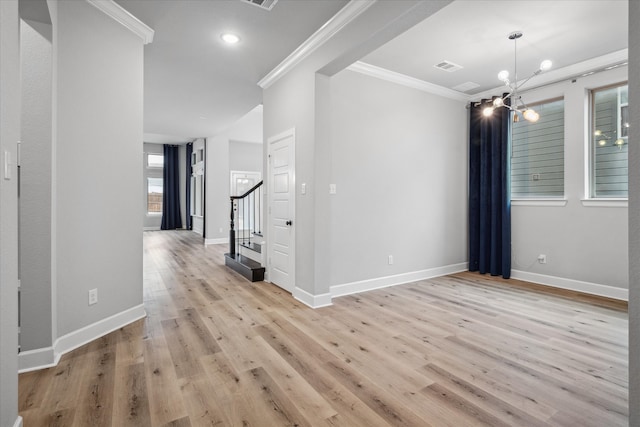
[627, 1, 639, 424]
[0, 1, 21, 425]
[329, 69, 468, 287]
[19, 18, 53, 353]
[54, 0, 144, 336]
[511, 66, 629, 298]
[143, 142, 163, 230]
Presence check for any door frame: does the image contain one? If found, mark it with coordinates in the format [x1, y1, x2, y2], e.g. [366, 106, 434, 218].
[266, 128, 295, 292]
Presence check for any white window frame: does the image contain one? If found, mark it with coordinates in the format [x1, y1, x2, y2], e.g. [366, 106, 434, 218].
[587, 81, 628, 201]
[147, 153, 164, 168]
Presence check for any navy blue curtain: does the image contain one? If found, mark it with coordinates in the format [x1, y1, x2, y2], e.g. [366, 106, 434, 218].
[469, 98, 511, 278]
[185, 142, 193, 230]
[161, 144, 182, 230]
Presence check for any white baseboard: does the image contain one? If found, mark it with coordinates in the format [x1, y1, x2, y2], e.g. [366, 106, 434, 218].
[143, 226, 160, 231]
[14, 416, 23, 427]
[293, 287, 332, 308]
[205, 237, 229, 245]
[18, 304, 146, 373]
[331, 262, 468, 299]
[511, 270, 628, 301]
[18, 346, 56, 373]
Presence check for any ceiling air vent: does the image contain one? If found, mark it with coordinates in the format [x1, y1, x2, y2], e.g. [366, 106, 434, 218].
[241, 0, 278, 11]
[433, 60, 463, 73]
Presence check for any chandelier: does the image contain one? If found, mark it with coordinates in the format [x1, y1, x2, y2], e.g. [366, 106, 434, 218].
[482, 31, 552, 123]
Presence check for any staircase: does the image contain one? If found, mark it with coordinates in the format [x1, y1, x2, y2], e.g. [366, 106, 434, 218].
[224, 181, 266, 282]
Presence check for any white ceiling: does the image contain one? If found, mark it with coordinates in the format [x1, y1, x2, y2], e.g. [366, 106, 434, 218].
[115, 0, 628, 143]
[362, 0, 628, 98]
[114, 0, 349, 143]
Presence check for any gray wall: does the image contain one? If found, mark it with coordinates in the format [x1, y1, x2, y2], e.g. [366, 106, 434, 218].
[54, 0, 143, 336]
[263, 65, 318, 293]
[229, 140, 262, 174]
[0, 1, 20, 425]
[511, 66, 629, 292]
[19, 18, 53, 353]
[328, 70, 468, 286]
[262, 2, 454, 298]
[628, 1, 639, 424]
[205, 135, 230, 240]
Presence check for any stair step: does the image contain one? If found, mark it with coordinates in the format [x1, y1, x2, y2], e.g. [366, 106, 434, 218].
[224, 253, 265, 282]
[253, 231, 263, 238]
[240, 242, 262, 253]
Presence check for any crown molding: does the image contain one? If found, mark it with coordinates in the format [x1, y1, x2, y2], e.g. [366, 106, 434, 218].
[258, 0, 375, 89]
[347, 61, 470, 102]
[349, 49, 628, 104]
[86, 0, 154, 44]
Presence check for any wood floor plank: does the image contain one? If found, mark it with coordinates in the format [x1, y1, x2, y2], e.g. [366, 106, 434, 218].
[112, 362, 152, 427]
[18, 230, 629, 426]
[143, 336, 188, 426]
[71, 339, 116, 427]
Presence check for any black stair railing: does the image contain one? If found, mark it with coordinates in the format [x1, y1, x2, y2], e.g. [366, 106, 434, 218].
[229, 180, 263, 258]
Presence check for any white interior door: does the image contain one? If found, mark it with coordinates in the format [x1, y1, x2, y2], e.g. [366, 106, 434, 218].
[268, 129, 295, 293]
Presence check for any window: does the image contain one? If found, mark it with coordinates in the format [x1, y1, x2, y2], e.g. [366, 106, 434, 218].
[511, 98, 565, 198]
[591, 83, 628, 198]
[148, 154, 164, 168]
[147, 177, 163, 214]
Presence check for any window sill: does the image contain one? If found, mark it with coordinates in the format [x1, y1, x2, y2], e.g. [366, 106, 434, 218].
[511, 199, 568, 207]
[581, 198, 628, 207]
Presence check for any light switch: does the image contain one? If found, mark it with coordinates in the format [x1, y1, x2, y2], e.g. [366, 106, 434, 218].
[301, 183, 306, 195]
[329, 184, 336, 194]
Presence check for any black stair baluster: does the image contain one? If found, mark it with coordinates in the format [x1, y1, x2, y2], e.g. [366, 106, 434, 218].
[229, 199, 235, 257]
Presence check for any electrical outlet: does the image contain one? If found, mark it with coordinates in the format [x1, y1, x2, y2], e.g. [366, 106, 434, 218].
[388, 255, 394, 265]
[88, 288, 98, 305]
[537, 254, 547, 264]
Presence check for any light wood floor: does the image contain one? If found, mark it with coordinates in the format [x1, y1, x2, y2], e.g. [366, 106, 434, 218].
[19, 230, 628, 426]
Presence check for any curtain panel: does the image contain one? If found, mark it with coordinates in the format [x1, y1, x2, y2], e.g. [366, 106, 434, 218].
[161, 144, 182, 230]
[468, 99, 511, 278]
[185, 142, 193, 230]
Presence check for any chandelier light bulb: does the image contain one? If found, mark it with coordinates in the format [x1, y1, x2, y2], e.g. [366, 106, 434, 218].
[522, 109, 539, 122]
[483, 106, 494, 117]
[598, 140, 607, 146]
[539, 60, 553, 71]
[493, 98, 504, 107]
[498, 70, 510, 82]
[615, 138, 625, 146]
[594, 130, 602, 136]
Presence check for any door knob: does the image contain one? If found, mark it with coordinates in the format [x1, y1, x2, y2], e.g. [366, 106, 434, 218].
[286, 220, 292, 226]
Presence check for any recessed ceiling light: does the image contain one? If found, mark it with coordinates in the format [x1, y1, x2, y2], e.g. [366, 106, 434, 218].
[221, 33, 240, 44]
